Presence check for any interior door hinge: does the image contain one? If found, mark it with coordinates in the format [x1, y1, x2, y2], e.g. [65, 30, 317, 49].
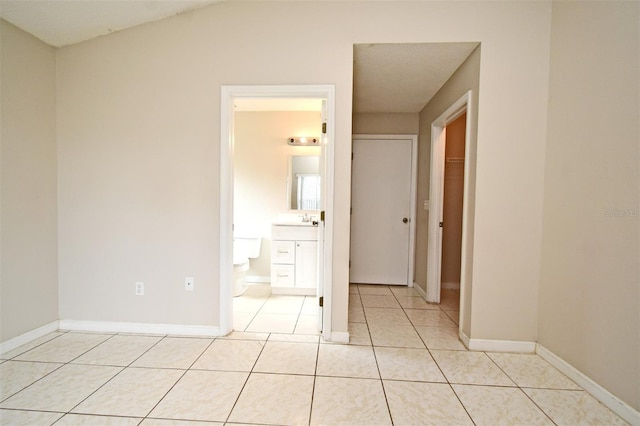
[322, 122, 327, 134]
[439, 221, 444, 228]
[319, 296, 324, 307]
[320, 211, 325, 222]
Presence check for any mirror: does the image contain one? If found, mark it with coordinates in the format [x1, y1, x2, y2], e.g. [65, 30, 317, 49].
[288, 155, 320, 210]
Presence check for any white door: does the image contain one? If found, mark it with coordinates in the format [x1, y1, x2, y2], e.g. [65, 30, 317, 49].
[350, 137, 414, 285]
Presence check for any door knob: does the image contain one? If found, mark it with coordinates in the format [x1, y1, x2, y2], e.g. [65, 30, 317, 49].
[402, 217, 409, 223]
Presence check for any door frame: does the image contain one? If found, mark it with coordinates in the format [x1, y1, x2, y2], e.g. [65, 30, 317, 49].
[351, 134, 418, 286]
[219, 85, 335, 340]
[426, 91, 472, 319]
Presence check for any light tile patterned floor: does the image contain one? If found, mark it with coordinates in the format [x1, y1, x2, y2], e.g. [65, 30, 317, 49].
[0, 284, 629, 425]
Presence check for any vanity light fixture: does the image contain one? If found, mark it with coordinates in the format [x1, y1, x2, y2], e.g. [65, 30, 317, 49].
[288, 136, 319, 146]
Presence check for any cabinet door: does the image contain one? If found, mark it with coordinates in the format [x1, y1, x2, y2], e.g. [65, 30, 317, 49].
[295, 241, 318, 288]
[272, 241, 295, 264]
[271, 264, 295, 287]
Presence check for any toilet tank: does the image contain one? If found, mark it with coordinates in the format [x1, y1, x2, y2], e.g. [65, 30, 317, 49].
[233, 233, 262, 259]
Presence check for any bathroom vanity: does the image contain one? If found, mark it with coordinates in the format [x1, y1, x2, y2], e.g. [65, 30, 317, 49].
[271, 224, 318, 295]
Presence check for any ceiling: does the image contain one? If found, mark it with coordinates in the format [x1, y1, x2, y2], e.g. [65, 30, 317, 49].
[0, 0, 478, 114]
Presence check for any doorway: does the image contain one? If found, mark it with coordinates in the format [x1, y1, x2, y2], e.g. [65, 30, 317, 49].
[350, 135, 418, 286]
[426, 91, 472, 332]
[219, 85, 335, 340]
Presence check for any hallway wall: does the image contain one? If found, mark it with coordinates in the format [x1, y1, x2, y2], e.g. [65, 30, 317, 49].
[0, 20, 58, 342]
[539, 1, 640, 411]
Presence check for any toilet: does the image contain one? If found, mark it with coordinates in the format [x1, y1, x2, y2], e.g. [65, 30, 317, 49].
[233, 232, 262, 297]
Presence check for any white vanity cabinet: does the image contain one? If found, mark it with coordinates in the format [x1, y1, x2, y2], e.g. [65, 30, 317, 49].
[271, 225, 318, 295]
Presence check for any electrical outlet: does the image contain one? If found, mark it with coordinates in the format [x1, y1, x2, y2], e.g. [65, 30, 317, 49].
[135, 281, 144, 296]
[185, 277, 194, 291]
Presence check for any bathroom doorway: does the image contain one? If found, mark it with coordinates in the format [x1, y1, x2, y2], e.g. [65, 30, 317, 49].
[219, 85, 335, 339]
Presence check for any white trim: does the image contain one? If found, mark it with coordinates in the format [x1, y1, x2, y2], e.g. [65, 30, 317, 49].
[325, 331, 349, 344]
[220, 85, 335, 342]
[0, 321, 60, 354]
[59, 320, 221, 337]
[351, 134, 418, 287]
[537, 344, 640, 425]
[413, 282, 428, 299]
[467, 338, 537, 353]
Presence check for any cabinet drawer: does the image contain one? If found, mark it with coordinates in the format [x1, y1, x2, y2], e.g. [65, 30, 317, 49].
[272, 225, 318, 241]
[271, 264, 295, 287]
[271, 240, 295, 264]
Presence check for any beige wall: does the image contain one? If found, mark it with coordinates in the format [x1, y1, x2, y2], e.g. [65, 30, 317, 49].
[234, 111, 321, 278]
[352, 113, 419, 135]
[416, 46, 481, 337]
[54, 1, 553, 338]
[539, 1, 639, 411]
[1, 20, 58, 341]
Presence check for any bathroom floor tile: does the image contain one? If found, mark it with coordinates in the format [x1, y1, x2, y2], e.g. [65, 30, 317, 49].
[316, 344, 379, 379]
[55, 413, 142, 425]
[452, 384, 553, 425]
[260, 295, 305, 314]
[301, 296, 319, 314]
[294, 314, 321, 335]
[0, 360, 62, 400]
[253, 341, 318, 375]
[374, 347, 446, 382]
[245, 313, 298, 333]
[389, 286, 421, 297]
[72, 367, 183, 417]
[414, 325, 467, 350]
[357, 284, 393, 295]
[524, 389, 629, 425]
[0, 409, 63, 425]
[0, 332, 65, 360]
[72, 334, 163, 366]
[131, 337, 211, 369]
[228, 373, 314, 425]
[431, 350, 515, 386]
[405, 309, 457, 327]
[219, 331, 269, 341]
[384, 380, 473, 425]
[360, 294, 401, 308]
[486, 352, 581, 389]
[149, 370, 248, 422]
[14, 332, 112, 363]
[368, 322, 425, 348]
[192, 338, 263, 372]
[269, 333, 319, 343]
[232, 311, 255, 331]
[311, 376, 392, 425]
[364, 307, 411, 326]
[0, 364, 121, 412]
[349, 284, 360, 294]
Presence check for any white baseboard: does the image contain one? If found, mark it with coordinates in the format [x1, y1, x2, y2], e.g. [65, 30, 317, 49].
[467, 338, 537, 353]
[327, 331, 349, 344]
[412, 283, 428, 299]
[0, 321, 60, 355]
[537, 344, 640, 426]
[59, 320, 222, 337]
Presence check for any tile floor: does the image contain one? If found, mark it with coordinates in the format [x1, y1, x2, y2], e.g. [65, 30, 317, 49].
[0, 284, 628, 425]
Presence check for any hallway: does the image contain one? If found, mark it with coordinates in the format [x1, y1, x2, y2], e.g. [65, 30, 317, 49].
[0, 284, 627, 425]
